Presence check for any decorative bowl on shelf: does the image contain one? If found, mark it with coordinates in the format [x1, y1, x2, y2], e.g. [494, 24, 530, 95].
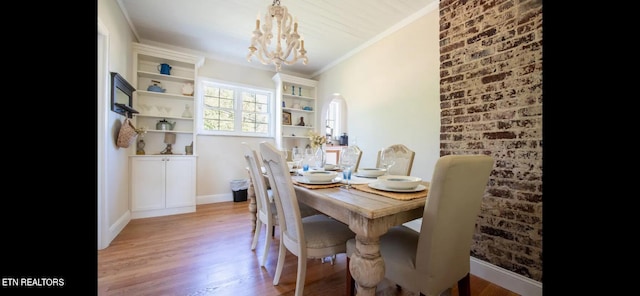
[147, 85, 166, 93]
[182, 83, 194, 96]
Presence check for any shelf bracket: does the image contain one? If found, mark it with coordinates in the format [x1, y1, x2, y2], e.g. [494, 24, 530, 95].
[115, 103, 139, 118]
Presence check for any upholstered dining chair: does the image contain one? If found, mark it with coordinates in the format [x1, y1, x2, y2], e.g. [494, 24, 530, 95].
[243, 143, 318, 267]
[260, 142, 355, 296]
[376, 144, 416, 175]
[346, 154, 494, 296]
[352, 145, 363, 172]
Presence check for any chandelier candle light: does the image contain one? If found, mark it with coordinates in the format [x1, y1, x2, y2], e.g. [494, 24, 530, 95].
[247, 0, 308, 72]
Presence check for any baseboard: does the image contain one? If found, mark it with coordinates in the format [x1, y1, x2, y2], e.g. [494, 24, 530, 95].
[197, 193, 234, 204]
[470, 257, 542, 296]
[105, 210, 131, 249]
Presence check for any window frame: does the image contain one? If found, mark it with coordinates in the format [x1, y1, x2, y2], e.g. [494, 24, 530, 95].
[197, 77, 275, 137]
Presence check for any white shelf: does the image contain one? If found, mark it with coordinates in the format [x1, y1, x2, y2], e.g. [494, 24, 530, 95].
[282, 125, 314, 129]
[283, 107, 314, 113]
[137, 90, 194, 100]
[134, 114, 193, 120]
[137, 71, 195, 83]
[145, 129, 193, 134]
[283, 94, 315, 100]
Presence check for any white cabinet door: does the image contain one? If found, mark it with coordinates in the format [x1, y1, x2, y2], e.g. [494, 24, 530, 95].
[131, 157, 166, 211]
[165, 157, 195, 208]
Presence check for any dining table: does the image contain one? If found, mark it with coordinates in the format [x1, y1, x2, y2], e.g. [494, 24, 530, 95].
[247, 172, 428, 296]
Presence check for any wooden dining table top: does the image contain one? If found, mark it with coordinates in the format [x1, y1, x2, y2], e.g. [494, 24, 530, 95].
[293, 183, 428, 222]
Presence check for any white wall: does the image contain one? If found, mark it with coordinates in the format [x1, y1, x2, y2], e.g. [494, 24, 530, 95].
[314, 9, 441, 182]
[195, 59, 280, 203]
[98, 0, 137, 248]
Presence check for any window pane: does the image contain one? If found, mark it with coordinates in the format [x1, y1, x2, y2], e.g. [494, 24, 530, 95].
[220, 98, 234, 109]
[204, 97, 219, 108]
[199, 79, 272, 136]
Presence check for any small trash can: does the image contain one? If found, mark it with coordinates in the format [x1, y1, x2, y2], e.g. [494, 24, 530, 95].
[230, 179, 250, 202]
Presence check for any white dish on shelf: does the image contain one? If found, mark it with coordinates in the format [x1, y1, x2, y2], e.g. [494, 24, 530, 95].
[368, 182, 426, 193]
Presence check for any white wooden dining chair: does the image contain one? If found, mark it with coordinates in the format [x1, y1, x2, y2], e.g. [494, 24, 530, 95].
[243, 143, 319, 268]
[376, 144, 416, 175]
[346, 154, 494, 296]
[260, 142, 355, 296]
[243, 143, 278, 267]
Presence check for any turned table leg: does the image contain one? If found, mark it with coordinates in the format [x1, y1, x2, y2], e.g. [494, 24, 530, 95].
[349, 235, 384, 296]
[247, 170, 257, 233]
[348, 214, 390, 296]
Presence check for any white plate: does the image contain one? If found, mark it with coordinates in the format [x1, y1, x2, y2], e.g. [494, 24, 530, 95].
[354, 173, 379, 178]
[356, 168, 387, 178]
[368, 182, 426, 193]
[294, 176, 342, 185]
[340, 176, 377, 185]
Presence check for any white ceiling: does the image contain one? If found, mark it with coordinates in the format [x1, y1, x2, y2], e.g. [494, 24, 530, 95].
[117, 0, 438, 77]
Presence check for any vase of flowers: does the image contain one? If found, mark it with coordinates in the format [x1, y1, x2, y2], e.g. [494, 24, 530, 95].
[308, 131, 327, 169]
[308, 130, 327, 149]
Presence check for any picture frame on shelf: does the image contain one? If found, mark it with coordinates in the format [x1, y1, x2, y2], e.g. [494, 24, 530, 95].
[283, 111, 292, 125]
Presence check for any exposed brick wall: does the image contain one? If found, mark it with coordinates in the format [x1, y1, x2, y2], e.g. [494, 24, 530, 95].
[439, 0, 543, 282]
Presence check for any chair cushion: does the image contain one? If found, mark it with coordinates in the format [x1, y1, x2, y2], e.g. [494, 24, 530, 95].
[303, 214, 354, 250]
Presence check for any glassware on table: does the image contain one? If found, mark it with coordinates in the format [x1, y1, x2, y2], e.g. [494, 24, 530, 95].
[340, 146, 357, 189]
[292, 146, 303, 175]
[380, 147, 397, 175]
[313, 147, 326, 171]
[303, 146, 314, 171]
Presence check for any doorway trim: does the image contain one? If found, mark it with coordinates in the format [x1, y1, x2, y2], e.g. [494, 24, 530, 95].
[98, 18, 110, 250]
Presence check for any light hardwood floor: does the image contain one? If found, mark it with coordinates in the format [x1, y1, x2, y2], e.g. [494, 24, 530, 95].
[98, 202, 519, 296]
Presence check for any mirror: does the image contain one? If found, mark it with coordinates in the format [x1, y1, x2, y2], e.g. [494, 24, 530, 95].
[111, 72, 137, 118]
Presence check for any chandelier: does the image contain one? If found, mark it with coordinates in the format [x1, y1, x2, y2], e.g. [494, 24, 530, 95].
[247, 0, 308, 72]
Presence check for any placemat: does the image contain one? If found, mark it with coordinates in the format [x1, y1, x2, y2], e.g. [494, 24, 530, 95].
[292, 180, 343, 189]
[351, 182, 429, 201]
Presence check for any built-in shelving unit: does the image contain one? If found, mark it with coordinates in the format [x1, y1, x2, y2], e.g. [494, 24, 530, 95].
[129, 43, 204, 219]
[272, 73, 318, 153]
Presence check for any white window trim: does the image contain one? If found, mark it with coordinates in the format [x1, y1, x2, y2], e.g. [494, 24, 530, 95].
[197, 77, 275, 137]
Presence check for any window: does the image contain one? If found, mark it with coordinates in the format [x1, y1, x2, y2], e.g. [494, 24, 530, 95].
[198, 78, 274, 137]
